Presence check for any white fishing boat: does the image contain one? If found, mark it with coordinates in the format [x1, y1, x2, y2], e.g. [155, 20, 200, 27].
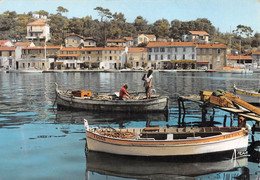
[234, 84, 260, 105]
[84, 119, 249, 156]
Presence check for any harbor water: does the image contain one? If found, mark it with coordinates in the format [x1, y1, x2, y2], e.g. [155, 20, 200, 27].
[0, 71, 259, 180]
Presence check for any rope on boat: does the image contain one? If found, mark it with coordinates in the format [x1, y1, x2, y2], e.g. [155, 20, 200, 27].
[52, 92, 58, 110]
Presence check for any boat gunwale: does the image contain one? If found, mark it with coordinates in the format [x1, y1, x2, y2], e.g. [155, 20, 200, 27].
[86, 128, 247, 146]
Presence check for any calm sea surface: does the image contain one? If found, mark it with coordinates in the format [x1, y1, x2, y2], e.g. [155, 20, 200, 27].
[0, 71, 259, 180]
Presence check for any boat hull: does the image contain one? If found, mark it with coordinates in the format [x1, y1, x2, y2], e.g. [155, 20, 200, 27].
[234, 85, 260, 105]
[86, 130, 248, 156]
[56, 90, 168, 112]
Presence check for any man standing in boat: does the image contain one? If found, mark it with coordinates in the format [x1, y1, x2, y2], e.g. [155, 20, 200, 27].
[142, 69, 153, 99]
[119, 84, 132, 100]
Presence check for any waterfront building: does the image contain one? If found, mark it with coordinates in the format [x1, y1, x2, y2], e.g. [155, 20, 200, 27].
[134, 34, 156, 47]
[0, 46, 15, 70]
[20, 46, 60, 70]
[26, 20, 51, 41]
[182, 31, 209, 44]
[196, 43, 227, 70]
[106, 39, 126, 47]
[226, 55, 253, 69]
[252, 51, 260, 69]
[79, 47, 103, 69]
[147, 41, 196, 69]
[0, 40, 13, 47]
[14, 42, 35, 60]
[56, 47, 81, 69]
[127, 47, 147, 68]
[100, 47, 126, 69]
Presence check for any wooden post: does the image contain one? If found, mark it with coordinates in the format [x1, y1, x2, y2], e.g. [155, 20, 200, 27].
[223, 115, 227, 127]
[178, 97, 181, 127]
[201, 104, 207, 124]
[181, 99, 186, 126]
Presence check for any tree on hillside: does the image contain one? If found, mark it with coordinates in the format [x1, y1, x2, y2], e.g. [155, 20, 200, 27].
[56, 6, 68, 16]
[49, 14, 69, 45]
[0, 11, 17, 39]
[134, 16, 149, 34]
[232, 25, 253, 38]
[94, 7, 112, 22]
[153, 19, 170, 38]
[36, 10, 49, 16]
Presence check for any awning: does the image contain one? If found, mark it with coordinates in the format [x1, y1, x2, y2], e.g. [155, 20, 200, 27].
[197, 62, 209, 64]
[170, 60, 196, 64]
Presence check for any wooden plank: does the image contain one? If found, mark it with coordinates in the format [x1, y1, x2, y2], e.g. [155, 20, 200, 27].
[238, 113, 260, 122]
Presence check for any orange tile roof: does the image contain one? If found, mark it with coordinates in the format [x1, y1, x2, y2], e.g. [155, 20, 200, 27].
[147, 41, 196, 47]
[102, 47, 125, 50]
[124, 37, 133, 41]
[146, 34, 156, 38]
[61, 47, 81, 51]
[80, 47, 104, 51]
[197, 43, 227, 48]
[0, 47, 15, 51]
[22, 46, 60, 50]
[107, 39, 125, 42]
[252, 51, 260, 55]
[227, 55, 252, 60]
[128, 47, 147, 52]
[189, 31, 209, 35]
[15, 42, 32, 47]
[27, 20, 47, 26]
[57, 55, 79, 57]
[85, 37, 95, 40]
[64, 33, 85, 40]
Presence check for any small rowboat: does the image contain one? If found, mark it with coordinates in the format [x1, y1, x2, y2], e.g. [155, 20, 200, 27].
[84, 119, 249, 156]
[55, 83, 169, 112]
[234, 84, 260, 105]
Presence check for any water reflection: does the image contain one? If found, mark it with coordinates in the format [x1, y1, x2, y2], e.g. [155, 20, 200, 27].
[85, 151, 249, 180]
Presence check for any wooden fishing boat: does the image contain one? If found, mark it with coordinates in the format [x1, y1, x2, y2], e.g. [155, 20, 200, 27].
[55, 83, 169, 112]
[234, 84, 260, 105]
[84, 119, 249, 156]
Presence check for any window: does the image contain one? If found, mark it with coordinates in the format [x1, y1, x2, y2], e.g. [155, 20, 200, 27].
[115, 56, 117, 60]
[192, 54, 195, 59]
[161, 55, 163, 60]
[148, 55, 151, 60]
[114, 50, 116, 54]
[217, 49, 221, 54]
[109, 51, 112, 54]
[155, 55, 158, 60]
[183, 47, 186, 52]
[160, 48, 165, 52]
[83, 56, 85, 61]
[28, 63, 30, 68]
[148, 48, 152, 52]
[175, 54, 177, 60]
[23, 63, 25, 68]
[167, 48, 171, 52]
[87, 51, 91, 54]
[168, 54, 171, 59]
[105, 51, 107, 54]
[110, 56, 112, 60]
[175, 48, 177, 52]
[192, 47, 195, 52]
[154, 47, 159, 52]
[183, 54, 185, 60]
[8, 51, 12, 56]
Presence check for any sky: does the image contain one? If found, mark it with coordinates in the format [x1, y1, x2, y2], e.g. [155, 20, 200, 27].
[0, 0, 259, 34]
